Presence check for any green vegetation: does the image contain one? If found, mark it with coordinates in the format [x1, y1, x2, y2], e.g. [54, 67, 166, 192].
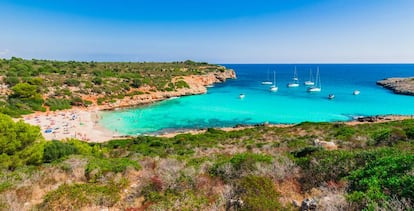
[0, 57, 227, 117]
[0, 113, 414, 210]
[40, 180, 127, 210]
[0, 114, 44, 169]
[237, 176, 282, 211]
[85, 157, 141, 182]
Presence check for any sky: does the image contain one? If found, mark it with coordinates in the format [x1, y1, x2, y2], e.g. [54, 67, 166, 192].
[0, 0, 413, 63]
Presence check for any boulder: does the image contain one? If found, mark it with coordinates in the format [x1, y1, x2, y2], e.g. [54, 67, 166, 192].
[301, 198, 317, 211]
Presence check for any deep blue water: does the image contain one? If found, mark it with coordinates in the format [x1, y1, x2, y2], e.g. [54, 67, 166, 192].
[99, 64, 414, 135]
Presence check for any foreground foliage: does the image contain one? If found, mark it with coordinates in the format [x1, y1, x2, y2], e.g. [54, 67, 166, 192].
[0, 117, 414, 210]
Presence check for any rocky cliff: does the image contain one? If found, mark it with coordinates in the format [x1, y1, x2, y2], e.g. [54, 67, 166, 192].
[376, 77, 414, 96]
[100, 69, 236, 109]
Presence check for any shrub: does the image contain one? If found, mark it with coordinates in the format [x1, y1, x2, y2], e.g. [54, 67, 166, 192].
[39, 181, 127, 210]
[43, 140, 78, 163]
[372, 128, 407, 146]
[236, 176, 282, 211]
[210, 153, 272, 180]
[405, 127, 414, 139]
[85, 157, 141, 182]
[347, 154, 414, 209]
[175, 80, 190, 89]
[64, 78, 80, 86]
[45, 98, 72, 111]
[130, 78, 142, 88]
[0, 114, 44, 169]
[92, 77, 103, 85]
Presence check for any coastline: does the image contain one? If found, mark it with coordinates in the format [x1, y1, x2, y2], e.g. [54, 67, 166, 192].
[23, 109, 412, 143]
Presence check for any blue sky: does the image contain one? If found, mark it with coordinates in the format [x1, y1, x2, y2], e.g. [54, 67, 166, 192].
[0, 0, 413, 63]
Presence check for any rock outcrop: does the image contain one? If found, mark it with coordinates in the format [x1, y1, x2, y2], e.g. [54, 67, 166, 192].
[377, 77, 414, 96]
[314, 139, 338, 150]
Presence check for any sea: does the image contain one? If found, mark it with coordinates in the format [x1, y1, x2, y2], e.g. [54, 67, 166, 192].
[99, 64, 414, 135]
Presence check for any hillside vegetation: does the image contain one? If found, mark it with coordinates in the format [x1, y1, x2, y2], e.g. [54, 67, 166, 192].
[1, 113, 414, 210]
[0, 57, 228, 116]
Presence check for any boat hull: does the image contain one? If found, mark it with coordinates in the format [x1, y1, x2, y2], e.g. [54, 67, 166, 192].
[304, 81, 315, 86]
[287, 83, 299, 88]
[308, 87, 321, 92]
[270, 86, 278, 92]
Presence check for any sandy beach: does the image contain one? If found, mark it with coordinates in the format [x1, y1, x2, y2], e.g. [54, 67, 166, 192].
[22, 108, 114, 143]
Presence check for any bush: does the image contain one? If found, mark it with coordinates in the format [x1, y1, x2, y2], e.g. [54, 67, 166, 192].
[130, 78, 142, 88]
[45, 98, 72, 111]
[85, 157, 141, 182]
[372, 128, 407, 146]
[347, 154, 414, 209]
[64, 78, 81, 86]
[92, 77, 103, 85]
[39, 181, 127, 210]
[236, 176, 282, 211]
[210, 153, 272, 180]
[0, 114, 44, 169]
[43, 141, 78, 163]
[175, 80, 190, 89]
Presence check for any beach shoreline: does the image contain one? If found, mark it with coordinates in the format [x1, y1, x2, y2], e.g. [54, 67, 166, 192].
[21, 107, 414, 143]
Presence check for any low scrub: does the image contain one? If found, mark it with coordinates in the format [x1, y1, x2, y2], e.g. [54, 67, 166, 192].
[39, 181, 127, 210]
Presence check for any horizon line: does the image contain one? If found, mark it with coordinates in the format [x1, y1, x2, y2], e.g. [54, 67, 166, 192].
[1, 56, 413, 65]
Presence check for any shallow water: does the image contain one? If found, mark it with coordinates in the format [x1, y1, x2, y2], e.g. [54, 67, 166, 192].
[99, 64, 414, 135]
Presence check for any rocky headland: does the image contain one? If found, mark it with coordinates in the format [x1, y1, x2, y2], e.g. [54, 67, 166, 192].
[377, 77, 414, 96]
[97, 69, 236, 110]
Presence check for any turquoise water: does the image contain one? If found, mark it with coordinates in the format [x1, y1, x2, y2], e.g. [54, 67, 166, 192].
[99, 64, 414, 135]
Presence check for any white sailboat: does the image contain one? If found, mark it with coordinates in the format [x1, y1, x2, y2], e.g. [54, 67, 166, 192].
[287, 67, 300, 88]
[353, 90, 360, 95]
[261, 69, 272, 85]
[270, 71, 278, 92]
[304, 69, 315, 86]
[307, 68, 321, 92]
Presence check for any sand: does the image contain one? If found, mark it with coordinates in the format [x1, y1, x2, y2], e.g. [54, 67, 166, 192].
[22, 108, 114, 143]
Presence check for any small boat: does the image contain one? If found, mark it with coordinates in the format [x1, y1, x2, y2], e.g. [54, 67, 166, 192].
[239, 93, 245, 99]
[328, 94, 335, 99]
[287, 67, 300, 88]
[261, 69, 273, 85]
[353, 90, 360, 95]
[304, 69, 315, 86]
[269, 71, 278, 92]
[307, 67, 321, 92]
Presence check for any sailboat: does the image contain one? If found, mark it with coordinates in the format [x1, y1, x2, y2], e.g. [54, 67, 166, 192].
[270, 71, 278, 92]
[261, 69, 272, 85]
[287, 67, 300, 88]
[304, 69, 315, 86]
[307, 68, 321, 92]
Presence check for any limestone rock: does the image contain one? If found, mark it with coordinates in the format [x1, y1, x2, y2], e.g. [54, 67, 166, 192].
[377, 77, 414, 96]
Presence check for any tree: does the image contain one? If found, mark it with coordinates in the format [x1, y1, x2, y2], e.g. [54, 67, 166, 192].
[11, 82, 39, 99]
[131, 78, 142, 88]
[92, 77, 103, 85]
[0, 113, 44, 169]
